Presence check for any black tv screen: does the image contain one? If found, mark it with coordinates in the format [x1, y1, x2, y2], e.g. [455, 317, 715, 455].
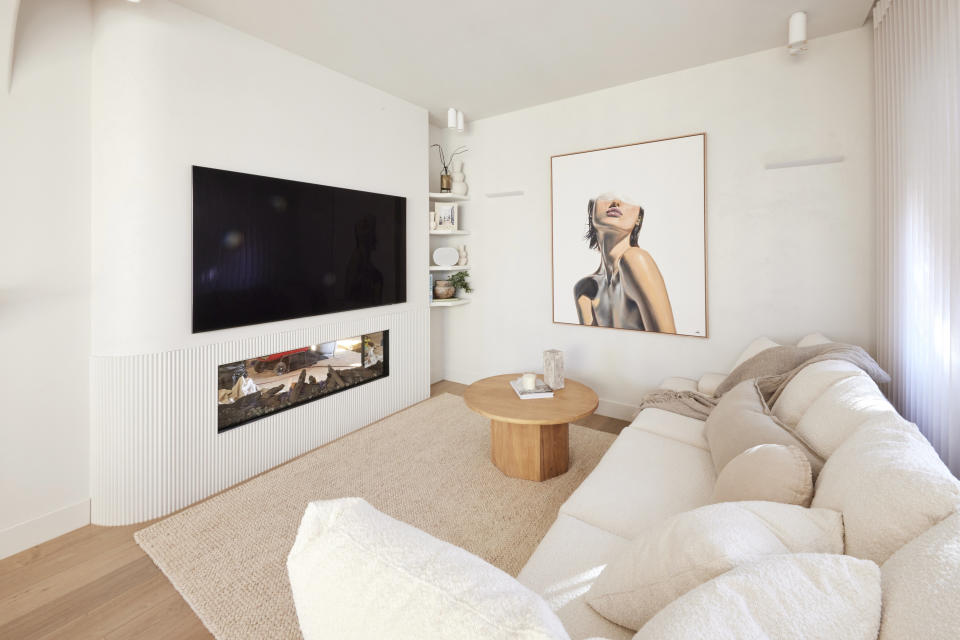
[192, 166, 406, 333]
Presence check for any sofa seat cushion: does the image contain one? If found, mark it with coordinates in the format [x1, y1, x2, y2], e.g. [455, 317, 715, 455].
[560, 427, 715, 540]
[634, 554, 881, 640]
[587, 501, 844, 631]
[880, 511, 960, 640]
[628, 407, 709, 450]
[287, 498, 570, 640]
[517, 514, 633, 640]
[812, 416, 960, 564]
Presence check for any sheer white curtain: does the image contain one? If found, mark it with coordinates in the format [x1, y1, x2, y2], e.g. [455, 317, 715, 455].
[875, 0, 960, 475]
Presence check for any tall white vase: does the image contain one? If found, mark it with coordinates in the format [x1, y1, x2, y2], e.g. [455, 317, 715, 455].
[450, 159, 468, 196]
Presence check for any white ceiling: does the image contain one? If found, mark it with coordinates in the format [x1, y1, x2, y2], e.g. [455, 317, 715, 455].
[171, 0, 874, 123]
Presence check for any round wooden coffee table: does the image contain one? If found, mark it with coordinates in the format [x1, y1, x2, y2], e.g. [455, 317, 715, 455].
[464, 374, 599, 481]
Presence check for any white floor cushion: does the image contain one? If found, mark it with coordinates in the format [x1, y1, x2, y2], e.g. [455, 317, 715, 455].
[517, 514, 633, 640]
[771, 359, 865, 426]
[586, 501, 844, 631]
[287, 498, 570, 640]
[633, 554, 881, 640]
[880, 511, 960, 640]
[795, 374, 898, 458]
[560, 427, 715, 539]
[812, 417, 960, 564]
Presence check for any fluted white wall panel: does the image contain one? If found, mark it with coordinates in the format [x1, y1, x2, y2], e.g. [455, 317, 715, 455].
[91, 307, 429, 525]
[875, 0, 960, 476]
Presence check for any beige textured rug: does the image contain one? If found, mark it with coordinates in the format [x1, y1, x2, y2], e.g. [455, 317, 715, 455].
[135, 393, 615, 639]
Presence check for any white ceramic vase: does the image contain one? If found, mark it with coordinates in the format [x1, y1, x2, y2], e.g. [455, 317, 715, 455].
[450, 161, 468, 195]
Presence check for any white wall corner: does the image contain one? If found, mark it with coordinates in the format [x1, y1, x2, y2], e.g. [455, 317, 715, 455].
[0, 499, 90, 560]
[596, 398, 638, 422]
[1, 0, 20, 92]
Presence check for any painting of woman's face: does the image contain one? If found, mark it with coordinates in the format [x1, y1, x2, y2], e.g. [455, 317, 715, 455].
[592, 193, 642, 236]
[550, 134, 707, 337]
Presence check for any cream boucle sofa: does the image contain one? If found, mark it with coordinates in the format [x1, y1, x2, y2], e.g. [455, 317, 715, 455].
[516, 350, 960, 639]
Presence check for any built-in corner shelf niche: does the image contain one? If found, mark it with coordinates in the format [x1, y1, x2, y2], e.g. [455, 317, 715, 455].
[429, 191, 472, 309]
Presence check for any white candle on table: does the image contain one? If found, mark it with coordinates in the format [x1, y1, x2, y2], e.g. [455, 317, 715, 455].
[521, 373, 537, 391]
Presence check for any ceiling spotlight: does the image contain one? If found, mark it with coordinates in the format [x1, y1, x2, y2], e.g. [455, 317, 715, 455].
[788, 11, 808, 55]
[456, 110, 464, 132]
[447, 107, 457, 129]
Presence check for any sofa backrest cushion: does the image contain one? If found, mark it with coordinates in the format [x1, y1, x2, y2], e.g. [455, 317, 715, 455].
[796, 332, 833, 347]
[634, 553, 881, 640]
[731, 336, 780, 371]
[586, 501, 843, 631]
[287, 498, 570, 640]
[712, 444, 813, 507]
[705, 380, 822, 475]
[795, 375, 898, 459]
[879, 511, 960, 640]
[812, 417, 960, 564]
[771, 359, 865, 426]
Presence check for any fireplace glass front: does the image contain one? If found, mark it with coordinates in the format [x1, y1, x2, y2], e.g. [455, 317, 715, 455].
[217, 330, 388, 433]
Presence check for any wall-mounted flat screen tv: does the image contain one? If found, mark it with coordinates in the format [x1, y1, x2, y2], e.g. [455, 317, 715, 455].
[192, 166, 406, 333]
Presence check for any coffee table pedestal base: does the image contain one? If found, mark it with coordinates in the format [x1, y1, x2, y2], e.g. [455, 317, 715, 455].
[490, 420, 569, 481]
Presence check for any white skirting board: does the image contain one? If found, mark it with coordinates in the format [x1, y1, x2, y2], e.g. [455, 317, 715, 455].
[90, 307, 430, 526]
[0, 499, 90, 560]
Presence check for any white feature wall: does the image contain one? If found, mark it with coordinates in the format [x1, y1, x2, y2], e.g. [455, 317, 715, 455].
[0, 0, 92, 559]
[90, 0, 429, 524]
[437, 27, 875, 418]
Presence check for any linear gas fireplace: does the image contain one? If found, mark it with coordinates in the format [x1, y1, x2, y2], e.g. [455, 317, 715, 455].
[217, 330, 388, 433]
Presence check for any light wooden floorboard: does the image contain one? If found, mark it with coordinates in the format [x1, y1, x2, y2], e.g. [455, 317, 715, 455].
[0, 381, 628, 639]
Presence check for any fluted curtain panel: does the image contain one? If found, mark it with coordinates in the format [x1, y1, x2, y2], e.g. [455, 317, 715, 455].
[875, 0, 960, 475]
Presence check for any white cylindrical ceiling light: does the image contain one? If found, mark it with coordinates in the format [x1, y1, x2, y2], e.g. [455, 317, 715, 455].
[788, 11, 807, 55]
[447, 107, 457, 128]
[456, 110, 464, 132]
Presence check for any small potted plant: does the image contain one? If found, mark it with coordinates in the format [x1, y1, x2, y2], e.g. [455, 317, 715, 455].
[431, 144, 467, 192]
[448, 271, 472, 298]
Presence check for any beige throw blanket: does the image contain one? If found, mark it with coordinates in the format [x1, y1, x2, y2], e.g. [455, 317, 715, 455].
[638, 343, 890, 421]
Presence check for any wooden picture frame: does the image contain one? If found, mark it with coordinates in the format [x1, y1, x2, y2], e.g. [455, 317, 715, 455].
[550, 133, 707, 338]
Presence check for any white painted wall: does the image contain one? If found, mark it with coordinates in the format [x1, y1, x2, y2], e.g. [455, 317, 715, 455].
[438, 27, 875, 418]
[91, 0, 429, 357]
[0, 0, 92, 558]
[87, 0, 430, 524]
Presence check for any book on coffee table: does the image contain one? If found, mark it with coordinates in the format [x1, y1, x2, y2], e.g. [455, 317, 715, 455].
[509, 378, 555, 400]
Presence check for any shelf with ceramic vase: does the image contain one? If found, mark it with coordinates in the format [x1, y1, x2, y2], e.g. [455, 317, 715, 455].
[428, 193, 469, 202]
[429, 265, 471, 271]
[430, 298, 471, 308]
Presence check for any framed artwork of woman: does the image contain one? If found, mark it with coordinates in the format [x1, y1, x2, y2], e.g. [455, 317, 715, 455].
[551, 133, 707, 337]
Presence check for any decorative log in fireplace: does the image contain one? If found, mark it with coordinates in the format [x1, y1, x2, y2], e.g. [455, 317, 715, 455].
[217, 330, 388, 433]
